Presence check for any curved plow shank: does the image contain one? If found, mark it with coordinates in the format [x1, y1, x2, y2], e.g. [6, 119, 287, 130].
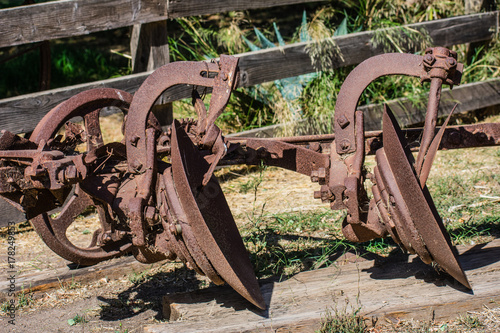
[170, 120, 265, 309]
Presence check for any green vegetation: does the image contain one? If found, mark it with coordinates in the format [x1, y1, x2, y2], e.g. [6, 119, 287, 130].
[458, 314, 484, 329]
[0, 289, 35, 313]
[2, 1, 498, 133]
[318, 303, 366, 333]
[67, 313, 88, 326]
[128, 266, 155, 284]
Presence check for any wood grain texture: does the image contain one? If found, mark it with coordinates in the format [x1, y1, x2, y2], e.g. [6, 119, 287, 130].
[236, 11, 498, 87]
[227, 78, 500, 138]
[0, 0, 322, 48]
[0, 0, 168, 48]
[363, 78, 500, 130]
[1, 12, 497, 135]
[145, 239, 500, 333]
[0, 255, 147, 299]
[167, 0, 325, 18]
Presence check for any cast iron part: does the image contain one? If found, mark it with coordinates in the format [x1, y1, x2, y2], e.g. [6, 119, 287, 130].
[1, 48, 498, 309]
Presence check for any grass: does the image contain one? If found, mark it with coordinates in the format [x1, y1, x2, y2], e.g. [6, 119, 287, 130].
[128, 266, 155, 285]
[318, 303, 366, 333]
[227, 137, 499, 281]
[67, 313, 88, 326]
[0, 289, 35, 313]
[426, 147, 500, 246]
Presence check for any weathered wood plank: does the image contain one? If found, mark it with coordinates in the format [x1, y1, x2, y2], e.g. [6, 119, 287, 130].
[145, 239, 500, 333]
[0, 254, 150, 301]
[228, 78, 500, 138]
[236, 11, 498, 87]
[0, 0, 168, 48]
[1, 12, 497, 135]
[167, 0, 325, 19]
[0, 0, 323, 48]
[364, 78, 500, 130]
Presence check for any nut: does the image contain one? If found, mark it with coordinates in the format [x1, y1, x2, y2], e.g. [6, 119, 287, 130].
[337, 115, 350, 129]
[311, 170, 319, 182]
[423, 54, 435, 66]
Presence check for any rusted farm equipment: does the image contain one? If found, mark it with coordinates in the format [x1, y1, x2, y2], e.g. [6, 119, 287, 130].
[0, 47, 499, 310]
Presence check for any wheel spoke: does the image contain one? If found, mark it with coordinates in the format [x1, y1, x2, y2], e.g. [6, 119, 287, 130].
[52, 186, 94, 235]
[84, 109, 104, 151]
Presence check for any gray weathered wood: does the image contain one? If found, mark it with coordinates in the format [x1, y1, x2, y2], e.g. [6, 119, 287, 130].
[228, 78, 500, 138]
[144, 239, 500, 332]
[0, 12, 497, 135]
[0, 0, 323, 48]
[0, 254, 149, 301]
[364, 78, 500, 130]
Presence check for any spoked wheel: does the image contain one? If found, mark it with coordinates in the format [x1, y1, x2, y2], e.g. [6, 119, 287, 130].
[29, 88, 134, 266]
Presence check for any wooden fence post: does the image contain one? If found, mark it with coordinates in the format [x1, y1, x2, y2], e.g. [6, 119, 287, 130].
[130, 20, 173, 128]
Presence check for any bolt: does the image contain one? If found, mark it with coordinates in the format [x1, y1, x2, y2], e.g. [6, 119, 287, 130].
[130, 135, 140, 147]
[65, 165, 77, 180]
[423, 54, 435, 66]
[169, 224, 177, 235]
[337, 115, 350, 129]
[445, 57, 457, 68]
[339, 139, 351, 151]
[129, 161, 143, 172]
[311, 170, 319, 182]
[221, 72, 228, 81]
[309, 142, 321, 152]
[389, 196, 396, 207]
[100, 233, 112, 245]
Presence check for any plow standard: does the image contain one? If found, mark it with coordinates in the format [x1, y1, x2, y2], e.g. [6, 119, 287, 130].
[0, 47, 499, 310]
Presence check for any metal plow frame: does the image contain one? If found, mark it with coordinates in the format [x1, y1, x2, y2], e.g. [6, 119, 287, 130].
[0, 48, 499, 309]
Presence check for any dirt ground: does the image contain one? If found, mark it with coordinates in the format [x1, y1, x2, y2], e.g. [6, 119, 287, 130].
[0, 140, 498, 332]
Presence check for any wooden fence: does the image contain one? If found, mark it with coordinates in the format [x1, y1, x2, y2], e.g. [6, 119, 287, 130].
[0, 1, 499, 224]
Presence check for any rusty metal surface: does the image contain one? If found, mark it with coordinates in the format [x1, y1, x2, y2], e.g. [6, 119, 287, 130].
[378, 105, 470, 288]
[333, 51, 463, 155]
[1, 49, 498, 310]
[171, 120, 265, 309]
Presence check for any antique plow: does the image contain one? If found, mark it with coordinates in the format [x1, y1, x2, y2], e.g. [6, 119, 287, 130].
[0, 48, 499, 309]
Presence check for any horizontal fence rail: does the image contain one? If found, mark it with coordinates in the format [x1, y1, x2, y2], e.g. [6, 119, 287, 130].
[0, 11, 497, 134]
[0, 0, 325, 48]
[229, 78, 500, 137]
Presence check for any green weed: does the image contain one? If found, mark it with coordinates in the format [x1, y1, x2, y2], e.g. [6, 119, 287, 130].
[1, 289, 35, 313]
[128, 266, 154, 284]
[318, 304, 366, 333]
[67, 313, 88, 326]
[458, 314, 483, 329]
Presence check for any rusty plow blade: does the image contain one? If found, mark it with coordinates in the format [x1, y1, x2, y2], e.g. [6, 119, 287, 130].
[375, 105, 470, 289]
[170, 120, 265, 309]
